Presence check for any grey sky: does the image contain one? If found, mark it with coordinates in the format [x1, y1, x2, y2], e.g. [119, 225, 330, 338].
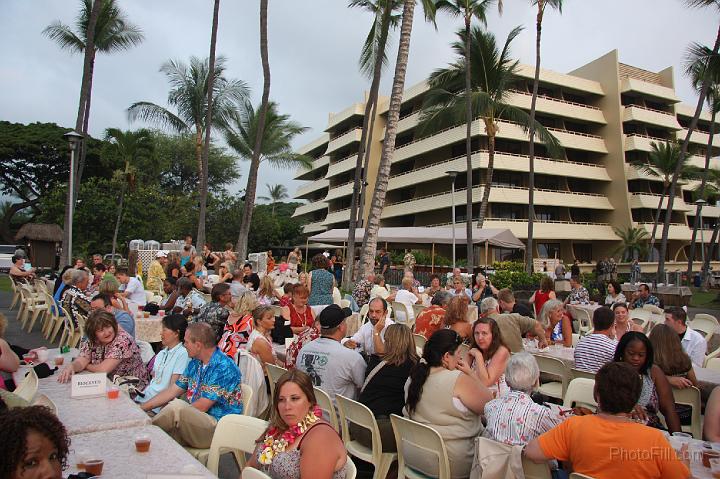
[1, 0, 716, 199]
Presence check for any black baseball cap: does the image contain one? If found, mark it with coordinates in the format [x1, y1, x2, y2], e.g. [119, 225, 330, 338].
[318, 304, 352, 330]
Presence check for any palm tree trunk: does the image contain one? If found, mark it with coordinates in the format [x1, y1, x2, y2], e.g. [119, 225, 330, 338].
[658, 21, 720, 283]
[463, 14, 474, 271]
[526, 1, 544, 274]
[476, 120, 497, 227]
[61, 0, 100, 267]
[358, 93, 380, 225]
[702, 213, 720, 287]
[112, 180, 127, 259]
[74, 63, 94, 208]
[198, 0, 221, 250]
[648, 185, 667, 261]
[344, 2, 392, 290]
[687, 109, 716, 279]
[358, 0, 416, 276]
[236, 0, 271, 260]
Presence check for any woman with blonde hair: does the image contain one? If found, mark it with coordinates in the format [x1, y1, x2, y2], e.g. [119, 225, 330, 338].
[218, 291, 258, 358]
[444, 295, 472, 342]
[257, 275, 281, 306]
[246, 369, 348, 478]
[98, 278, 129, 312]
[217, 261, 234, 283]
[539, 299, 572, 347]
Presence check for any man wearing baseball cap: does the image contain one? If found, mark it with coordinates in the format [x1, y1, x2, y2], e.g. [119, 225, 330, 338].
[147, 250, 168, 293]
[296, 304, 366, 401]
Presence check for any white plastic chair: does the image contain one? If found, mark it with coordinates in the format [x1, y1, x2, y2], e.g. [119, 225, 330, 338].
[15, 368, 39, 402]
[533, 354, 569, 400]
[240, 383, 253, 416]
[672, 386, 702, 439]
[642, 304, 664, 315]
[573, 307, 592, 336]
[570, 368, 596, 381]
[706, 357, 720, 371]
[9, 278, 22, 310]
[236, 351, 268, 417]
[705, 346, 720, 367]
[571, 333, 580, 347]
[266, 363, 288, 399]
[412, 304, 426, 320]
[390, 414, 451, 479]
[242, 467, 271, 479]
[689, 313, 718, 344]
[314, 386, 340, 432]
[32, 393, 57, 414]
[336, 394, 397, 479]
[392, 301, 413, 328]
[413, 334, 426, 351]
[563, 378, 598, 412]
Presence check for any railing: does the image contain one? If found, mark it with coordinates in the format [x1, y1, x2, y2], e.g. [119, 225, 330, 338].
[625, 133, 673, 142]
[329, 127, 362, 142]
[545, 125, 602, 139]
[425, 218, 611, 227]
[330, 152, 359, 165]
[623, 104, 674, 116]
[508, 89, 602, 111]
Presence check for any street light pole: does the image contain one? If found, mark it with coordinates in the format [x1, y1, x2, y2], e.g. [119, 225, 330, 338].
[446, 170, 460, 270]
[64, 131, 83, 266]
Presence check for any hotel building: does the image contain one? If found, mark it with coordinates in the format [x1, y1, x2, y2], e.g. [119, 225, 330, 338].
[291, 50, 720, 265]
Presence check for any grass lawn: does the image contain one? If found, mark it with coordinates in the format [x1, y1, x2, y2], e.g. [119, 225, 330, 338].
[0, 275, 11, 293]
[689, 287, 720, 308]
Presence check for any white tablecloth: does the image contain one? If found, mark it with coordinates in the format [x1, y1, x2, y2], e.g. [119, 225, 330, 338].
[135, 314, 163, 342]
[67, 425, 215, 478]
[526, 343, 576, 367]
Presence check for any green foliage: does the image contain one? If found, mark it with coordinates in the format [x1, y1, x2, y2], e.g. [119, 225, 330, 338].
[492, 261, 525, 272]
[490, 269, 544, 291]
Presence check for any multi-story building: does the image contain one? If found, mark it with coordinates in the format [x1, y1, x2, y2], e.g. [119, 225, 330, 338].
[292, 50, 720, 265]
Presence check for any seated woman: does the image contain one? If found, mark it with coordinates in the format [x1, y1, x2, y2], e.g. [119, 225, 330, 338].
[222, 242, 237, 264]
[354, 324, 418, 452]
[444, 295, 472, 342]
[219, 291, 258, 359]
[0, 314, 20, 391]
[57, 310, 149, 389]
[165, 253, 181, 280]
[370, 274, 390, 301]
[202, 243, 219, 272]
[605, 280, 626, 306]
[246, 369, 348, 478]
[529, 276, 556, 318]
[405, 329, 493, 479]
[257, 276, 280, 306]
[483, 352, 565, 445]
[182, 261, 203, 290]
[246, 306, 281, 371]
[281, 285, 315, 335]
[705, 386, 720, 442]
[468, 317, 510, 398]
[285, 317, 320, 370]
[524, 362, 689, 478]
[98, 278, 129, 312]
[137, 314, 190, 413]
[613, 331, 681, 433]
[0, 405, 70, 479]
[611, 302, 642, 341]
[217, 261, 234, 283]
[539, 299, 572, 347]
[159, 277, 180, 312]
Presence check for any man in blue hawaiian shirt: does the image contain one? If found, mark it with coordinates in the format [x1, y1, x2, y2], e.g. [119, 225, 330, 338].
[141, 322, 243, 448]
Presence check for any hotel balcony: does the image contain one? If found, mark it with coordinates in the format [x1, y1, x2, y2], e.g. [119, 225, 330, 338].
[623, 134, 670, 153]
[687, 154, 720, 170]
[678, 128, 720, 148]
[326, 128, 363, 156]
[326, 154, 359, 179]
[482, 218, 618, 241]
[622, 105, 681, 130]
[628, 193, 691, 212]
[324, 181, 354, 202]
[507, 90, 607, 125]
[292, 201, 328, 218]
[294, 179, 329, 200]
[322, 208, 352, 226]
[297, 134, 329, 155]
[294, 156, 329, 181]
[303, 221, 327, 234]
[620, 77, 679, 103]
[326, 103, 365, 131]
[635, 222, 692, 241]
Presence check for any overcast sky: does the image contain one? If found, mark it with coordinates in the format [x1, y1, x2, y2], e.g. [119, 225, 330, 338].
[1, 0, 717, 199]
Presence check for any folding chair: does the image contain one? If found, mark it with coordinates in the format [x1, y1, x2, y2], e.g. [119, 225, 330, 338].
[413, 334, 426, 351]
[392, 301, 414, 328]
[336, 395, 397, 479]
[533, 354, 569, 401]
[390, 414, 451, 479]
[563, 378, 598, 412]
[314, 386, 340, 432]
[15, 369, 39, 402]
[266, 363, 288, 398]
[672, 386, 702, 439]
[689, 313, 718, 344]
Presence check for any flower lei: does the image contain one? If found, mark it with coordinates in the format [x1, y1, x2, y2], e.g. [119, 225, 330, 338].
[259, 405, 323, 465]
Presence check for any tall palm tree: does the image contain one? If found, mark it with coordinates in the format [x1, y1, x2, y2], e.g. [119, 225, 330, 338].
[657, 0, 720, 282]
[419, 26, 563, 232]
[344, 0, 402, 289]
[435, 0, 500, 272]
[686, 42, 720, 279]
[224, 101, 311, 221]
[630, 140, 697, 261]
[525, 0, 563, 274]
[700, 169, 720, 283]
[357, 0, 438, 277]
[198, 0, 222, 252]
[237, 0, 271, 261]
[613, 226, 649, 262]
[44, 0, 143, 265]
[259, 184, 289, 215]
[104, 128, 153, 257]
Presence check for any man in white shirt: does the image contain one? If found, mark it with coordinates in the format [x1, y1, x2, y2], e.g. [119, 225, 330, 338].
[574, 306, 617, 373]
[664, 306, 707, 367]
[388, 277, 421, 323]
[296, 305, 366, 401]
[344, 297, 394, 355]
[116, 267, 147, 306]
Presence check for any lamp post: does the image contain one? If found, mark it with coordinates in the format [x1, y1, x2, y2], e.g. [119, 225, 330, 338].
[695, 198, 707, 286]
[63, 131, 83, 265]
[446, 170, 460, 269]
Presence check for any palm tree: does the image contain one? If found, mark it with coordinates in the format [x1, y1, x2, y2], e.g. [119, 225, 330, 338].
[104, 128, 153, 257]
[630, 140, 698, 261]
[357, 0, 438, 277]
[198, 0, 222, 254]
[44, 0, 143, 265]
[237, 0, 271, 261]
[344, 0, 402, 289]
[657, 0, 720, 282]
[525, 0, 563, 274]
[435, 0, 500, 272]
[686, 42, 720, 279]
[259, 184, 289, 215]
[613, 226, 649, 262]
[419, 26, 563, 231]
[224, 101, 311, 224]
[701, 170, 720, 283]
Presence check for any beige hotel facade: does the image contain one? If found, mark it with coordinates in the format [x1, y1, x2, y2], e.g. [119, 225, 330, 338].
[291, 50, 720, 266]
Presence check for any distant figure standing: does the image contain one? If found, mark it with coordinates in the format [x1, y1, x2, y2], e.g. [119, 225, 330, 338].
[378, 248, 391, 276]
[631, 259, 641, 284]
[609, 257, 618, 281]
[553, 262, 565, 280]
[288, 248, 301, 272]
[570, 259, 580, 277]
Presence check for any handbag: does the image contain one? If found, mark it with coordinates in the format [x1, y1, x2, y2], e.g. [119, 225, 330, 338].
[360, 360, 387, 393]
[111, 374, 142, 397]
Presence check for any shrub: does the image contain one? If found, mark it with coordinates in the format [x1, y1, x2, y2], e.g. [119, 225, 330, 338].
[490, 270, 545, 291]
[493, 261, 525, 273]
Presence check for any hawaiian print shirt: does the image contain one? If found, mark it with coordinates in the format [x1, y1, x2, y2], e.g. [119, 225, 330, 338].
[285, 327, 320, 370]
[192, 301, 231, 342]
[567, 286, 590, 305]
[352, 279, 373, 308]
[62, 285, 91, 329]
[414, 305, 446, 340]
[632, 294, 661, 309]
[176, 347, 243, 420]
[483, 390, 565, 445]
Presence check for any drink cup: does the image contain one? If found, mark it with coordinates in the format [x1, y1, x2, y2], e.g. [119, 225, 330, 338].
[134, 435, 151, 453]
[22, 353, 36, 364]
[709, 458, 720, 478]
[138, 304, 144, 311]
[36, 349, 49, 363]
[106, 386, 120, 400]
[158, 310, 165, 317]
[143, 311, 150, 318]
[703, 449, 720, 468]
[54, 355, 65, 366]
[84, 459, 104, 476]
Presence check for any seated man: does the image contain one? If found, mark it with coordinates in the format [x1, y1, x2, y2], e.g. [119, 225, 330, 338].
[141, 322, 243, 448]
[173, 277, 207, 317]
[296, 304, 366, 400]
[90, 293, 136, 338]
[664, 306, 706, 367]
[414, 290, 451, 340]
[192, 283, 233, 342]
[480, 297, 547, 353]
[229, 269, 248, 300]
[62, 268, 92, 329]
[564, 276, 590, 305]
[344, 297, 393, 356]
[146, 251, 168, 293]
[116, 267, 147, 306]
[242, 263, 260, 291]
[630, 283, 661, 310]
[498, 288, 533, 317]
[573, 306, 617, 373]
[524, 362, 689, 478]
[387, 277, 421, 323]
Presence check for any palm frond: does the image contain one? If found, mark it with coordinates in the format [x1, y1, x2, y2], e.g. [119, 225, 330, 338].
[42, 21, 85, 53]
[127, 102, 190, 133]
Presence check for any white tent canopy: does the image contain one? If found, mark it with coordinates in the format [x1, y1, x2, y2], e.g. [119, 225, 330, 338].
[309, 227, 525, 249]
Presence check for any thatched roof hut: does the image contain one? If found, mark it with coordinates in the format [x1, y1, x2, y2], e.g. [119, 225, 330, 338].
[15, 223, 63, 268]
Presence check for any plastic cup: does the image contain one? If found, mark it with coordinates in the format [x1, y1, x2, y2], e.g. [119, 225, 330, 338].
[134, 435, 151, 453]
[709, 458, 720, 478]
[84, 459, 104, 476]
[106, 386, 120, 400]
[157, 310, 165, 317]
[143, 311, 150, 318]
[137, 304, 144, 311]
[703, 449, 720, 468]
[22, 353, 36, 364]
[36, 349, 49, 363]
[54, 355, 65, 366]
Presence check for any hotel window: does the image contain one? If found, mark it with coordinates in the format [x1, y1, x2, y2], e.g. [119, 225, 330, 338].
[574, 243, 593, 262]
[537, 242, 560, 259]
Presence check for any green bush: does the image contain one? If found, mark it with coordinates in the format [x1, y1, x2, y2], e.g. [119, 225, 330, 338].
[490, 270, 545, 291]
[493, 261, 526, 273]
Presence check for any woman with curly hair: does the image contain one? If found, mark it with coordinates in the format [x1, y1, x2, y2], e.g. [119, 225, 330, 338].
[0, 405, 70, 479]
